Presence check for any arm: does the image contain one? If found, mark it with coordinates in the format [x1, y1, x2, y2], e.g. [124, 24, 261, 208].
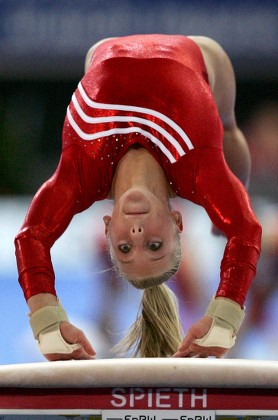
[15, 146, 83, 300]
[15, 146, 96, 360]
[194, 38, 261, 302]
[174, 149, 261, 358]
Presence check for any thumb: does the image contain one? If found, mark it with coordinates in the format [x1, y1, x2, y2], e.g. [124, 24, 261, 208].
[60, 322, 96, 356]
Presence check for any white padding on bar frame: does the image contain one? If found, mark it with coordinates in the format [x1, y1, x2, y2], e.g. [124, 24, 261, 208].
[0, 359, 278, 389]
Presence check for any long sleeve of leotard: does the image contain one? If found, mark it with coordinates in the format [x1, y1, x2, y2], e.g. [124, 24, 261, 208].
[194, 148, 262, 307]
[15, 145, 95, 301]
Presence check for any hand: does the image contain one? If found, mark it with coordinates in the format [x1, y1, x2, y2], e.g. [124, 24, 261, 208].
[172, 316, 228, 358]
[44, 321, 96, 361]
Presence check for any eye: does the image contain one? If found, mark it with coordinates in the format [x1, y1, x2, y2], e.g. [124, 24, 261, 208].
[118, 244, 132, 253]
[148, 241, 162, 251]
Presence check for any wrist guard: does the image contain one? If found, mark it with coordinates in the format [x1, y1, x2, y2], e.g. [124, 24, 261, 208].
[29, 301, 81, 355]
[194, 297, 245, 349]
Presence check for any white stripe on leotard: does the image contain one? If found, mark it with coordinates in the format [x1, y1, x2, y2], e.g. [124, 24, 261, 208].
[71, 93, 186, 157]
[67, 107, 177, 163]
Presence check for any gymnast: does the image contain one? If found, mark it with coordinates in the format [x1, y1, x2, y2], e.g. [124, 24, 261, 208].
[15, 34, 262, 361]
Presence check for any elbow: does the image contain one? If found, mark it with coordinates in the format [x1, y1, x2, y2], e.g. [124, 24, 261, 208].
[227, 213, 262, 248]
[240, 215, 262, 248]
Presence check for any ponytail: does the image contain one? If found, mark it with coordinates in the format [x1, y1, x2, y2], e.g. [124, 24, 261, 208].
[114, 284, 183, 357]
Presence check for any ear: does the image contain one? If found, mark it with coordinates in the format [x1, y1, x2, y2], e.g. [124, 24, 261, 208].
[171, 210, 183, 233]
[103, 215, 111, 236]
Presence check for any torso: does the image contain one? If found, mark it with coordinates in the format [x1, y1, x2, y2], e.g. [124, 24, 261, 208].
[63, 34, 223, 204]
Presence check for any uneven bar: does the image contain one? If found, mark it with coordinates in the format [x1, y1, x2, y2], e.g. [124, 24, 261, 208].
[0, 359, 278, 414]
[0, 358, 278, 388]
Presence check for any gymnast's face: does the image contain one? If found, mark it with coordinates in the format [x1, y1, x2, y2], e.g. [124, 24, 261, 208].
[103, 189, 183, 281]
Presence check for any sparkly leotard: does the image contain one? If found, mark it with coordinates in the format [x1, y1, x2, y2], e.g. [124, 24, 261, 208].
[15, 35, 261, 307]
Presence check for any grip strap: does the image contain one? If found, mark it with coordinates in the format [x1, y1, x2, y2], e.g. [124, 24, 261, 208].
[194, 297, 245, 349]
[38, 323, 81, 355]
[29, 301, 82, 355]
[205, 296, 245, 332]
[29, 301, 69, 339]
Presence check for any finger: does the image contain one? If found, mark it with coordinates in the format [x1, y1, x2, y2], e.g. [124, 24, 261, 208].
[45, 348, 95, 362]
[172, 333, 197, 358]
[75, 330, 96, 357]
[175, 334, 194, 354]
[173, 343, 225, 359]
[44, 336, 96, 361]
[172, 348, 196, 358]
[184, 352, 199, 358]
[191, 343, 227, 358]
[71, 346, 96, 360]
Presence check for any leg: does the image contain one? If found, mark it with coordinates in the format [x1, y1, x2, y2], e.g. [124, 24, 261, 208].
[194, 148, 261, 305]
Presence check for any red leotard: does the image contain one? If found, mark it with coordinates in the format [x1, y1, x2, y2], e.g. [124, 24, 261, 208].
[15, 35, 261, 306]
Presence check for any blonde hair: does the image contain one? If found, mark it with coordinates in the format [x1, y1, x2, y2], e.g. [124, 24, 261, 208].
[110, 235, 183, 357]
[114, 284, 183, 357]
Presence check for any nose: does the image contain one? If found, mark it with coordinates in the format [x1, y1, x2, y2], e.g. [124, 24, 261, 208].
[130, 226, 143, 235]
